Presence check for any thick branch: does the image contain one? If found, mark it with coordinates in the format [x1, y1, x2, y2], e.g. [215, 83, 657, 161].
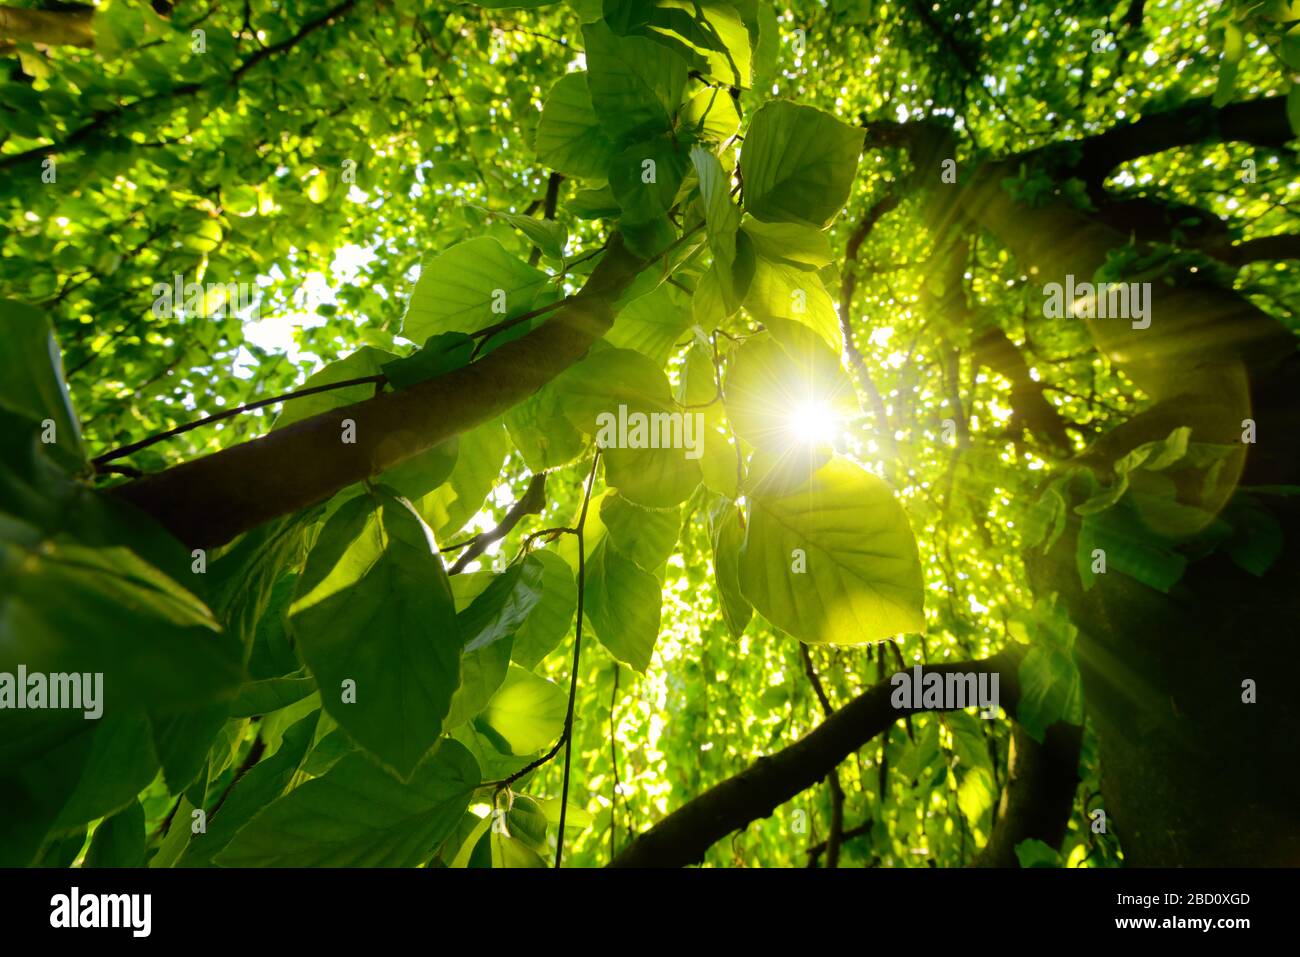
[1053, 95, 1292, 187]
[609, 649, 1023, 868]
[972, 328, 1074, 455]
[972, 722, 1082, 867]
[0, 5, 94, 47]
[111, 238, 645, 548]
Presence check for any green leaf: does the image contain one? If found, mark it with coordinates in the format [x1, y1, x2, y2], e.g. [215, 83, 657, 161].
[712, 503, 753, 637]
[600, 491, 680, 569]
[534, 81, 608, 187]
[1014, 838, 1063, 868]
[381, 333, 475, 390]
[402, 238, 549, 341]
[271, 346, 392, 431]
[582, 20, 690, 140]
[1213, 22, 1243, 108]
[290, 491, 461, 778]
[740, 100, 864, 227]
[445, 636, 514, 729]
[1014, 608, 1084, 742]
[0, 299, 84, 470]
[741, 219, 834, 267]
[649, 1, 753, 87]
[681, 86, 741, 142]
[752, 0, 779, 88]
[1280, 24, 1300, 70]
[474, 665, 567, 754]
[738, 457, 924, 644]
[608, 134, 690, 224]
[229, 672, 317, 718]
[416, 418, 510, 539]
[692, 144, 742, 272]
[1289, 84, 1300, 138]
[468, 205, 568, 260]
[504, 380, 588, 472]
[216, 741, 479, 867]
[745, 256, 843, 352]
[723, 325, 856, 452]
[460, 557, 546, 652]
[176, 709, 320, 867]
[584, 538, 663, 670]
[0, 535, 240, 715]
[512, 549, 578, 669]
[1076, 503, 1187, 593]
[605, 282, 693, 365]
[84, 800, 145, 868]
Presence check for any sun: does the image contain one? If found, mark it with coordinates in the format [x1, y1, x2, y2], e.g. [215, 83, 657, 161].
[785, 398, 842, 446]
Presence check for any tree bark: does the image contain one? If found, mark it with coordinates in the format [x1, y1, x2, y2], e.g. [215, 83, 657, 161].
[0, 5, 94, 48]
[973, 723, 1082, 867]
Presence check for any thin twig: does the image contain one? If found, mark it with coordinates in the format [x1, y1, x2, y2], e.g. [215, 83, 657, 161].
[91, 375, 387, 468]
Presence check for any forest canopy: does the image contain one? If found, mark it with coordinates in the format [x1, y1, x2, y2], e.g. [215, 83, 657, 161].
[1, 0, 1298, 870]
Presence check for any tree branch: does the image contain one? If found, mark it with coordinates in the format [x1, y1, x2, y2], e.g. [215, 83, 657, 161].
[110, 237, 646, 549]
[0, 5, 94, 47]
[973, 722, 1082, 867]
[609, 649, 1024, 868]
[447, 472, 547, 574]
[1049, 95, 1293, 188]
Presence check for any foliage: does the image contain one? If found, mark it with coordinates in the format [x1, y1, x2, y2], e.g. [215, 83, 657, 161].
[1, 0, 1296, 870]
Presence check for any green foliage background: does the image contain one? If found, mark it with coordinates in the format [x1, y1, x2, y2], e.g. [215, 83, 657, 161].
[2, 0, 1297, 869]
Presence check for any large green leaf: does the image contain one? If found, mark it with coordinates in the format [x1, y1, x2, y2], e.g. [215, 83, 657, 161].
[608, 133, 691, 224]
[649, 1, 752, 87]
[744, 255, 842, 353]
[215, 741, 480, 867]
[84, 798, 145, 868]
[582, 20, 690, 140]
[474, 665, 567, 755]
[738, 457, 924, 644]
[0, 531, 240, 716]
[711, 503, 752, 637]
[289, 492, 461, 778]
[692, 144, 742, 274]
[600, 491, 680, 570]
[459, 557, 546, 652]
[739, 100, 864, 227]
[584, 538, 663, 670]
[511, 549, 577, 669]
[535, 71, 619, 178]
[723, 324, 857, 453]
[605, 282, 693, 365]
[402, 238, 550, 341]
[271, 346, 392, 431]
